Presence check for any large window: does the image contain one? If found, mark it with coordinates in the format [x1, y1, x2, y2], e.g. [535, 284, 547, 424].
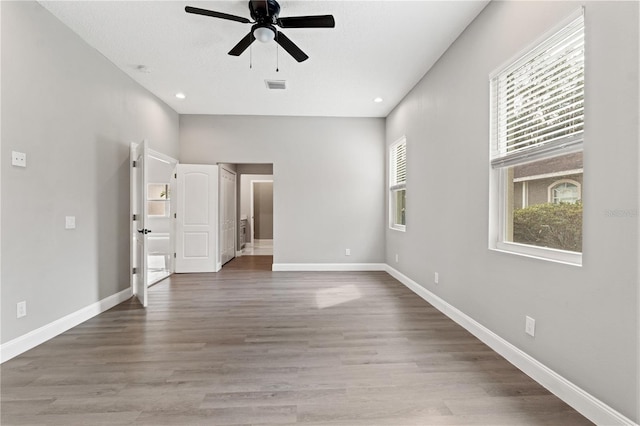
[389, 137, 406, 231]
[489, 11, 584, 264]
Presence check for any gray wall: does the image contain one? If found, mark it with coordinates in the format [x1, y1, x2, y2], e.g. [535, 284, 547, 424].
[385, 1, 638, 421]
[180, 115, 385, 264]
[1, 1, 179, 344]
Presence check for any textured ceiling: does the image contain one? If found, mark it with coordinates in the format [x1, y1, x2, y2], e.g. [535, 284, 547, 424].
[40, 1, 489, 117]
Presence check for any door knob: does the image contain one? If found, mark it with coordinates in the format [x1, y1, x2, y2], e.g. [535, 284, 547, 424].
[137, 228, 152, 234]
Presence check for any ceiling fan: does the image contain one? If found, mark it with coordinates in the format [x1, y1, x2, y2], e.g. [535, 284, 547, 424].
[185, 0, 335, 63]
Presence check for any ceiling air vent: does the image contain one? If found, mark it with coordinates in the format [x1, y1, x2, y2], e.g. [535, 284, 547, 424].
[265, 80, 287, 90]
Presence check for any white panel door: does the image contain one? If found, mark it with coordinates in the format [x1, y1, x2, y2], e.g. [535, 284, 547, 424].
[175, 164, 219, 273]
[130, 141, 149, 307]
[219, 167, 237, 266]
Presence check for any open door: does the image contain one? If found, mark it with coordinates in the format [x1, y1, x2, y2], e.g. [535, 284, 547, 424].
[130, 141, 149, 307]
[175, 164, 219, 273]
[219, 167, 237, 266]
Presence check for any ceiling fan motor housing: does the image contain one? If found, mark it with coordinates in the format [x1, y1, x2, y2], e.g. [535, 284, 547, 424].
[249, 0, 281, 25]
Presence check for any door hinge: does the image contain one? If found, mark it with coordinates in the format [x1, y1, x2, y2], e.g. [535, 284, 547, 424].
[174, 213, 177, 219]
[132, 267, 137, 274]
[133, 214, 138, 221]
[174, 253, 176, 258]
[132, 160, 137, 168]
[174, 173, 177, 179]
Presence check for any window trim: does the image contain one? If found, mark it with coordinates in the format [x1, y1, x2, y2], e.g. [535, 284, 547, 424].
[389, 137, 407, 232]
[491, 167, 582, 266]
[488, 10, 584, 266]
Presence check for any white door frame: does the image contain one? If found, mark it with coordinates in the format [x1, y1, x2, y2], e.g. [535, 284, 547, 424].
[249, 179, 273, 244]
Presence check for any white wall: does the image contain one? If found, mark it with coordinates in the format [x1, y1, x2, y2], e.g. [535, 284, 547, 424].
[180, 115, 385, 265]
[1, 1, 179, 344]
[385, 1, 638, 421]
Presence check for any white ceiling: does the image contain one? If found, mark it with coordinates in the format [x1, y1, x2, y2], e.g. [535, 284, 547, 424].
[40, 1, 489, 118]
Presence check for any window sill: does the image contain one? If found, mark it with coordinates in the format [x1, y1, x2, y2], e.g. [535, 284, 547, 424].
[492, 241, 582, 267]
[390, 224, 406, 232]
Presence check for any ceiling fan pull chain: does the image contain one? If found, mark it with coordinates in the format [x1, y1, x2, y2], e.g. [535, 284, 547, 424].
[276, 40, 279, 72]
[250, 44, 253, 69]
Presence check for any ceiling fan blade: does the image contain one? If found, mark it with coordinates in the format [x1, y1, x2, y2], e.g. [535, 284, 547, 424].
[275, 31, 308, 62]
[277, 15, 335, 28]
[185, 6, 251, 24]
[228, 32, 256, 56]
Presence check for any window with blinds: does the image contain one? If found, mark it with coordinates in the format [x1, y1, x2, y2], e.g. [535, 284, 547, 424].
[489, 10, 584, 265]
[390, 140, 406, 189]
[389, 138, 406, 230]
[491, 12, 584, 168]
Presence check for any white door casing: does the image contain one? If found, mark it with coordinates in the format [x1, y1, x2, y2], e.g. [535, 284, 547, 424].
[130, 141, 149, 307]
[175, 164, 219, 273]
[219, 167, 237, 266]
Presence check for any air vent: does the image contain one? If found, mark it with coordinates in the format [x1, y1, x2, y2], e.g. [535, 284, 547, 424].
[265, 80, 287, 90]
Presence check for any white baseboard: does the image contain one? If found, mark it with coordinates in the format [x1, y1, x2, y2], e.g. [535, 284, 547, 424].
[272, 263, 387, 272]
[384, 265, 637, 426]
[0, 288, 132, 364]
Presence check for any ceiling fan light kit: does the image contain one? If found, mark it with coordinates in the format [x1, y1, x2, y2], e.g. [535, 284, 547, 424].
[185, 0, 335, 63]
[253, 26, 275, 43]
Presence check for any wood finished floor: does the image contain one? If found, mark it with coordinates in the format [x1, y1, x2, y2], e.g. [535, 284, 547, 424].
[222, 256, 274, 271]
[1, 269, 592, 425]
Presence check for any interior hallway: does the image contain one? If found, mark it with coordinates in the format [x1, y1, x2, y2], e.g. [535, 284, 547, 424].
[241, 239, 274, 256]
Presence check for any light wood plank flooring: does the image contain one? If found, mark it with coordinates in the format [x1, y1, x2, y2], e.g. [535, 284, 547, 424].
[1, 270, 592, 425]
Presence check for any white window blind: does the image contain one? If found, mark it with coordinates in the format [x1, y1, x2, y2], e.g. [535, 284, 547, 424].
[491, 12, 584, 168]
[390, 139, 406, 190]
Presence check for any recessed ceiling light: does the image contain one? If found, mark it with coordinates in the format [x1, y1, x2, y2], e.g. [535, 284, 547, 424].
[374, 97, 383, 103]
[175, 92, 186, 99]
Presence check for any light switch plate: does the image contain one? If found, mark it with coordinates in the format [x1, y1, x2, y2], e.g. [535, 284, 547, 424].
[65, 216, 76, 229]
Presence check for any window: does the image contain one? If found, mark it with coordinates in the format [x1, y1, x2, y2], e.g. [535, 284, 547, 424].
[489, 10, 584, 265]
[549, 179, 581, 204]
[390, 137, 406, 231]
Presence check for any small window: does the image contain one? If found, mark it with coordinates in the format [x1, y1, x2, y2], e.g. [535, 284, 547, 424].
[389, 137, 406, 231]
[489, 11, 584, 265]
[549, 180, 581, 204]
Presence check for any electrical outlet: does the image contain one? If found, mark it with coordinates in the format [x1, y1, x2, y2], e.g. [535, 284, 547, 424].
[17, 301, 27, 318]
[434, 272, 439, 284]
[345, 248, 351, 256]
[525, 316, 536, 337]
[11, 151, 27, 168]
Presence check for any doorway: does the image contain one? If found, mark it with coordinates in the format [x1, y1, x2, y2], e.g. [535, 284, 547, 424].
[239, 176, 273, 256]
[227, 167, 274, 270]
[146, 152, 178, 286]
[251, 180, 273, 251]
